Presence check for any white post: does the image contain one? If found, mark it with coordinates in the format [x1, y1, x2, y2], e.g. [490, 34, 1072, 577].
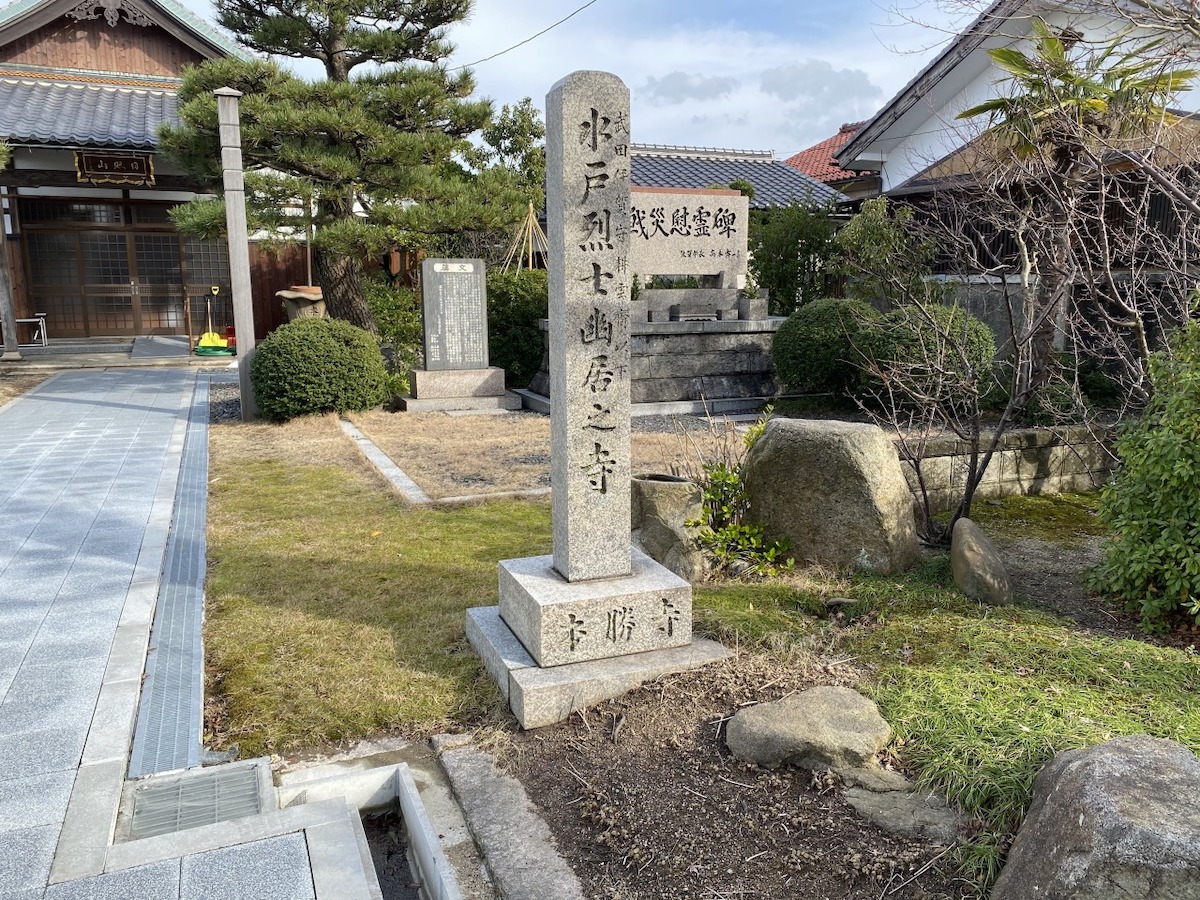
[215, 87, 258, 420]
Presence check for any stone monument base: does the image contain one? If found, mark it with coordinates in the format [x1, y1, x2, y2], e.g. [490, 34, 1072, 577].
[498, 549, 692, 666]
[467, 606, 732, 729]
[397, 366, 522, 412]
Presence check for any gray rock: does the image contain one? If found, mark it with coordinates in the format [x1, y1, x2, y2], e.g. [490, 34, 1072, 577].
[951, 517, 1012, 604]
[843, 787, 961, 845]
[742, 419, 920, 574]
[992, 735, 1200, 900]
[842, 766, 912, 793]
[632, 474, 706, 581]
[726, 686, 891, 771]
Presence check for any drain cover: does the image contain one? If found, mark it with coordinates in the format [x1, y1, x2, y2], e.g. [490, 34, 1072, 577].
[129, 764, 264, 840]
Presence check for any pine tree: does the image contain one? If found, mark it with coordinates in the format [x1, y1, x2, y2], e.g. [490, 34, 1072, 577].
[160, 1, 525, 333]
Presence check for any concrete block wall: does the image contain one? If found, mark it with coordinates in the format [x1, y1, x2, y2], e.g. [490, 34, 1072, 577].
[900, 424, 1116, 511]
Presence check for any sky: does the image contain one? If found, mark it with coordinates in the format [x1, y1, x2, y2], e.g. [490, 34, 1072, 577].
[182, 0, 977, 158]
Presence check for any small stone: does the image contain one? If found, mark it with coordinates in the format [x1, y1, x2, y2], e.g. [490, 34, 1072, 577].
[843, 787, 961, 845]
[725, 686, 890, 772]
[951, 517, 1013, 604]
[841, 767, 912, 793]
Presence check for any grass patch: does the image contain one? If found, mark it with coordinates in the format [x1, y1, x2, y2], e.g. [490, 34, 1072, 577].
[695, 551, 1200, 889]
[206, 420, 552, 755]
[965, 492, 1104, 545]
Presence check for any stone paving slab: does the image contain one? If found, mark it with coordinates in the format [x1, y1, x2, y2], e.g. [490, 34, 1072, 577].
[0, 369, 379, 900]
[180, 834, 315, 900]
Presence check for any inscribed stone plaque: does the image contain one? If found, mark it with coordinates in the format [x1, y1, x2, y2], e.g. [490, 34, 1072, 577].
[629, 187, 749, 287]
[420, 258, 488, 370]
[546, 71, 633, 583]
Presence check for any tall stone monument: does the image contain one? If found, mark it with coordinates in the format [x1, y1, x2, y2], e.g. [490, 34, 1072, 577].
[397, 258, 520, 412]
[467, 71, 730, 729]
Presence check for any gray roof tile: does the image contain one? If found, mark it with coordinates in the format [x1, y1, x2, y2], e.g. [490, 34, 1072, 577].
[0, 78, 178, 148]
[631, 149, 844, 208]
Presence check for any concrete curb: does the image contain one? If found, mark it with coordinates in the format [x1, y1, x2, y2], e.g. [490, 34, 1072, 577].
[432, 736, 585, 900]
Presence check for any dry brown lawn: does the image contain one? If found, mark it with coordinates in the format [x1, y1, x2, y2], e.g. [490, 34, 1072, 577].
[0, 374, 49, 407]
[347, 410, 747, 499]
[212, 413, 384, 486]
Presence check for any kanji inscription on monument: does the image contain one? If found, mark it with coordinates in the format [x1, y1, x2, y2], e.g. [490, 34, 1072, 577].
[420, 258, 488, 371]
[547, 70, 633, 583]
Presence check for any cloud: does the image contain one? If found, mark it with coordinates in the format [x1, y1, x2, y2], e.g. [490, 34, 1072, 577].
[642, 71, 740, 105]
[760, 60, 882, 108]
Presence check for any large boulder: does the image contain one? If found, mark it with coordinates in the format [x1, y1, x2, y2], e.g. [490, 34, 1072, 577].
[742, 419, 919, 574]
[992, 735, 1200, 899]
[726, 686, 891, 772]
[951, 517, 1012, 604]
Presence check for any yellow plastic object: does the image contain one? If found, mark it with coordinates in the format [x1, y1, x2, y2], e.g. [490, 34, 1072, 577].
[197, 332, 228, 347]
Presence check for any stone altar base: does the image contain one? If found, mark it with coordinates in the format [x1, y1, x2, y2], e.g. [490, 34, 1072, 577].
[397, 366, 521, 412]
[467, 606, 732, 729]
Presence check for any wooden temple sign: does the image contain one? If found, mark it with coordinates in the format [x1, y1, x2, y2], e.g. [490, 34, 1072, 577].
[74, 152, 155, 186]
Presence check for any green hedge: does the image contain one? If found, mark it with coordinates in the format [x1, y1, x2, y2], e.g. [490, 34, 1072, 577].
[772, 298, 879, 393]
[856, 303, 996, 401]
[250, 317, 388, 422]
[487, 268, 547, 386]
[1091, 318, 1200, 629]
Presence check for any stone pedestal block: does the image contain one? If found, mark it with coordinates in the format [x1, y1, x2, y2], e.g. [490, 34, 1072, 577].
[498, 548, 691, 667]
[410, 367, 507, 399]
[466, 607, 731, 729]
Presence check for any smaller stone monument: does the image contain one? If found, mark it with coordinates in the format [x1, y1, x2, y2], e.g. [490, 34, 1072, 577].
[397, 258, 520, 412]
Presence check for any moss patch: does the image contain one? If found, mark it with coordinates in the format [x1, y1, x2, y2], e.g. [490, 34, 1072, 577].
[965, 492, 1104, 546]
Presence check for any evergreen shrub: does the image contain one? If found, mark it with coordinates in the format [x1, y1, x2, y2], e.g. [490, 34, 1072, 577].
[1090, 318, 1200, 629]
[771, 298, 879, 393]
[487, 268, 547, 386]
[251, 317, 388, 422]
[857, 303, 996, 401]
[363, 276, 422, 365]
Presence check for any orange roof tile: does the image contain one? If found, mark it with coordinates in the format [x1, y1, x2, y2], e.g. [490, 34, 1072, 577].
[784, 122, 866, 184]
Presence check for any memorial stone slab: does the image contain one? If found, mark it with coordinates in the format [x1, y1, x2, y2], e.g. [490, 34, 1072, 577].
[547, 71, 634, 582]
[629, 186, 749, 287]
[420, 258, 488, 371]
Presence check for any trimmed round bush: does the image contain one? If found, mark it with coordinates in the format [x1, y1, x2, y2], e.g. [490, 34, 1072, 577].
[857, 303, 996, 401]
[250, 317, 388, 422]
[771, 298, 879, 393]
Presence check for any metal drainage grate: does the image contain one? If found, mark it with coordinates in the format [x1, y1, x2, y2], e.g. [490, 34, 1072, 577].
[127, 373, 210, 777]
[129, 763, 263, 841]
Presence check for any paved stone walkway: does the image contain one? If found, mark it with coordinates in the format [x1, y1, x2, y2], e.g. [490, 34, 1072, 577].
[0, 370, 332, 900]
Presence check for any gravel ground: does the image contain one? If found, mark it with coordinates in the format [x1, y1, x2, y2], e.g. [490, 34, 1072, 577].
[208, 381, 736, 436]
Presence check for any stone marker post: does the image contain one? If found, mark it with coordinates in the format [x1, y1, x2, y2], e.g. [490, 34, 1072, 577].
[547, 71, 633, 583]
[466, 70, 730, 727]
[215, 87, 258, 420]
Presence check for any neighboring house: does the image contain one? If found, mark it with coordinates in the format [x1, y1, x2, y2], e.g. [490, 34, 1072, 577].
[834, 0, 1199, 358]
[783, 121, 878, 199]
[0, 0, 297, 341]
[835, 0, 1197, 194]
[631, 144, 845, 209]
